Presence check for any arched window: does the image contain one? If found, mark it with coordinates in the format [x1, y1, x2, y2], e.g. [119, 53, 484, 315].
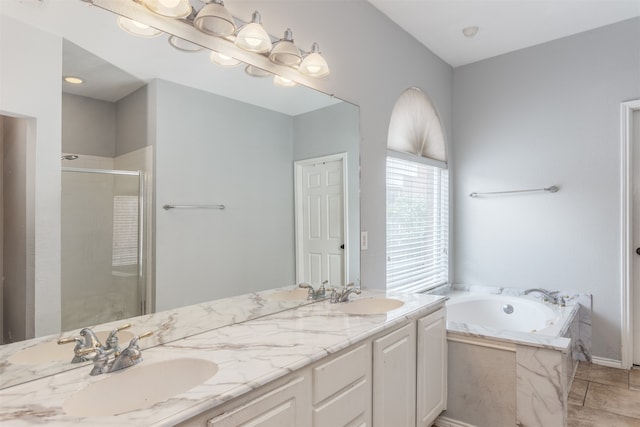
[386, 88, 449, 293]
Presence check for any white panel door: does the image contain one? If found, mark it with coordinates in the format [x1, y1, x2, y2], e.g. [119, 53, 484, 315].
[295, 154, 346, 287]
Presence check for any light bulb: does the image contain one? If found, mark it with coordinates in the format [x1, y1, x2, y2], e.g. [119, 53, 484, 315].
[244, 37, 262, 48]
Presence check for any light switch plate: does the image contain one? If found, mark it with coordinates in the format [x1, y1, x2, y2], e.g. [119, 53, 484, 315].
[361, 231, 368, 250]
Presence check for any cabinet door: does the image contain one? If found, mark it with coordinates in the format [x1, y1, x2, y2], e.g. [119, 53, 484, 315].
[372, 322, 416, 427]
[416, 308, 447, 427]
[208, 375, 310, 427]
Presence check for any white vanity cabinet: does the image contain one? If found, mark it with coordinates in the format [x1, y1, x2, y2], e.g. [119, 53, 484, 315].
[416, 308, 447, 427]
[311, 342, 372, 427]
[180, 304, 447, 427]
[372, 322, 417, 427]
[208, 375, 311, 427]
[371, 307, 447, 427]
[196, 343, 373, 427]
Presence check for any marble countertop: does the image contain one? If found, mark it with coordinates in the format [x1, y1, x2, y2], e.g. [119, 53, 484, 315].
[0, 291, 446, 426]
[0, 285, 322, 390]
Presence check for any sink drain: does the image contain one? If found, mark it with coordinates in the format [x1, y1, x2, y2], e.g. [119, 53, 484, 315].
[503, 304, 514, 314]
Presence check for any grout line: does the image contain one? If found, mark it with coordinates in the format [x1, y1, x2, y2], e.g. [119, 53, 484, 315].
[581, 381, 589, 407]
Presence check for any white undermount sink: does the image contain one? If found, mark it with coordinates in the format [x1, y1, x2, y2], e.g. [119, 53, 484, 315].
[266, 288, 310, 301]
[8, 330, 135, 365]
[337, 298, 405, 315]
[63, 358, 218, 417]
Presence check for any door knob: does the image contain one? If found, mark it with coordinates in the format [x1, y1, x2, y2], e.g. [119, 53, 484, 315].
[340, 244, 345, 249]
[636, 247, 640, 255]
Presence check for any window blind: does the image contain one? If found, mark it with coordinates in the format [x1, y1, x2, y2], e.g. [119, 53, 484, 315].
[112, 195, 139, 267]
[386, 156, 449, 293]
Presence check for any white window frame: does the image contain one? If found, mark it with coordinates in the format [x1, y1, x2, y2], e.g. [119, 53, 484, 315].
[386, 150, 449, 293]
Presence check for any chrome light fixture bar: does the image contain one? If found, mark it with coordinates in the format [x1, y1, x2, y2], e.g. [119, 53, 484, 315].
[85, 0, 331, 90]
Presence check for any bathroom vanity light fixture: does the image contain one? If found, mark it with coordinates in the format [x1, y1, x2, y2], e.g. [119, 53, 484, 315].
[193, 0, 236, 37]
[235, 11, 271, 53]
[209, 50, 241, 67]
[142, 0, 192, 19]
[269, 28, 301, 66]
[299, 42, 330, 77]
[117, 16, 163, 37]
[109, 0, 331, 87]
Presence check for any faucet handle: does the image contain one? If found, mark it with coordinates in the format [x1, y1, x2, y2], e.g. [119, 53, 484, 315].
[105, 323, 132, 351]
[128, 331, 153, 348]
[57, 336, 82, 345]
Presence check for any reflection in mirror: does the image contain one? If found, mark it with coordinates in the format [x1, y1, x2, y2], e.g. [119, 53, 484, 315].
[0, 0, 359, 389]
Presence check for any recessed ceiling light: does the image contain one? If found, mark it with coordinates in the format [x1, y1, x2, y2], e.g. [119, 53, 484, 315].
[462, 26, 479, 38]
[63, 76, 84, 84]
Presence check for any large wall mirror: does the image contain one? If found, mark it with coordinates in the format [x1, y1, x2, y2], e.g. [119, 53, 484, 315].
[0, 0, 359, 389]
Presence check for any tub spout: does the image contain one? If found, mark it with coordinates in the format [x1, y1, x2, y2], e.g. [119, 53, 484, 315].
[523, 288, 560, 304]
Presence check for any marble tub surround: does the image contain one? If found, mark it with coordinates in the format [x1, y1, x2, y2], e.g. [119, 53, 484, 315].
[0, 285, 327, 390]
[0, 291, 445, 426]
[433, 285, 591, 427]
[437, 283, 592, 361]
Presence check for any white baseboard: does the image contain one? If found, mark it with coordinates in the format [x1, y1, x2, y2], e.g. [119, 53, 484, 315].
[434, 416, 477, 427]
[591, 356, 623, 369]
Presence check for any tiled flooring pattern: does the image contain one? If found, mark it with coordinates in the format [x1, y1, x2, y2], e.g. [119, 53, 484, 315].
[568, 362, 640, 426]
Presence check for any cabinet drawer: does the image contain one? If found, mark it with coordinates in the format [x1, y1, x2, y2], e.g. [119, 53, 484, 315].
[208, 376, 309, 427]
[312, 343, 370, 404]
[313, 377, 369, 427]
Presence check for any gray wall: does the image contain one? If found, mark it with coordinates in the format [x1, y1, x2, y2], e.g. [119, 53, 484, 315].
[293, 102, 361, 286]
[62, 93, 115, 157]
[62, 88, 148, 157]
[452, 18, 640, 361]
[230, 1, 454, 290]
[116, 86, 148, 156]
[153, 79, 296, 310]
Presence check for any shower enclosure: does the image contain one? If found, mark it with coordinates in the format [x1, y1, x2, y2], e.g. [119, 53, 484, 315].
[61, 167, 145, 331]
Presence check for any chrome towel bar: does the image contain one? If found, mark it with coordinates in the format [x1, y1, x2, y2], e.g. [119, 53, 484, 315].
[469, 186, 559, 198]
[162, 204, 225, 210]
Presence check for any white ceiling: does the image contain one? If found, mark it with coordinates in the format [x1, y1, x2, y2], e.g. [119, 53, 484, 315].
[367, 0, 640, 67]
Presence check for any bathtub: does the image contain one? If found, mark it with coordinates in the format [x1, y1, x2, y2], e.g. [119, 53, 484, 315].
[432, 286, 591, 427]
[446, 294, 564, 335]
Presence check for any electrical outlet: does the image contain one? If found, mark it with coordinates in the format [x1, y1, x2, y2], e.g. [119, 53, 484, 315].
[361, 231, 368, 250]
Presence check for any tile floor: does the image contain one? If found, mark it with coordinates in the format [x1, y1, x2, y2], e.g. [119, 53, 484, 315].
[568, 362, 640, 426]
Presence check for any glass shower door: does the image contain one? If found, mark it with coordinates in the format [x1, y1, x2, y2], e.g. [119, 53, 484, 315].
[61, 168, 144, 331]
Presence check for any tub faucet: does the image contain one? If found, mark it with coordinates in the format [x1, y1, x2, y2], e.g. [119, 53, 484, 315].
[330, 283, 361, 303]
[524, 288, 561, 305]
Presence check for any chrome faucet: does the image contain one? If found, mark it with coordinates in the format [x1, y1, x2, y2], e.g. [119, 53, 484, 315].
[330, 283, 361, 303]
[57, 324, 132, 363]
[299, 281, 328, 300]
[523, 288, 564, 305]
[81, 331, 153, 376]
